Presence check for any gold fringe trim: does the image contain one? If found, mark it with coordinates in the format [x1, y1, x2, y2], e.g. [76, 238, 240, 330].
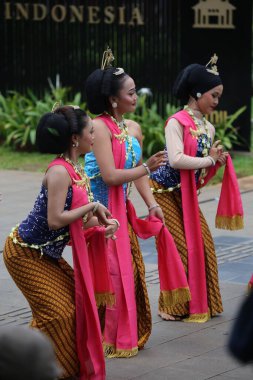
[103, 342, 138, 358]
[95, 293, 115, 307]
[138, 332, 151, 349]
[215, 215, 244, 230]
[183, 312, 210, 323]
[161, 287, 191, 308]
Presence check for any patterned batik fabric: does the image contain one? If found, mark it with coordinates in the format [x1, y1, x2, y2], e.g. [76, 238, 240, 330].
[18, 185, 72, 259]
[150, 179, 223, 318]
[150, 135, 210, 190]
[128, 223, 152, 348]
[3, 234, 79, 378]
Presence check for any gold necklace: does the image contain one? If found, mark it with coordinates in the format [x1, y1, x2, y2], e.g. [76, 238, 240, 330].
[184, 105, 211, 156]
[184, 105, 212, 183]
[106, 113, 137, 197]
[106, 113, 137, 167]
[59, 154, 94, 202]
[108, 113, 129, 143]
[184, 106, 210, 136]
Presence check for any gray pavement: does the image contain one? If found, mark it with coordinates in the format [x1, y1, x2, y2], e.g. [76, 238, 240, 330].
[1, 170, 253, 379]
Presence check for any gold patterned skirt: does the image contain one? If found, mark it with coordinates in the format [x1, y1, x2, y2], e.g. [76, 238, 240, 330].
[150, 179, 223, 318]
[3, 233, 79, 379]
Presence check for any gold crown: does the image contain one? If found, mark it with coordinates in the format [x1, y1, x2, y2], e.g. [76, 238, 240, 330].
[206, 54, 219, 75]
[101, 46, 124, 75]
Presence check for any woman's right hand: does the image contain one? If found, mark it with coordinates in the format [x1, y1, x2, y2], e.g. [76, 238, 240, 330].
[209, 140, 223, 163]
[145, 151, 167, 172]
[93, 203, 112, 226]
[104, 220, 119, 240]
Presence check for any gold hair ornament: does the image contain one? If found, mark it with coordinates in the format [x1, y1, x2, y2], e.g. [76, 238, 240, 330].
[101, 47, 114, 69]
[206, 53, 219, 75]
[51, 101, 62, 113]
[101, 46, 125, 75]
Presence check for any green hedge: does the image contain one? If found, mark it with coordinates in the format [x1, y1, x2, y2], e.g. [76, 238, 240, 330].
[0, 88, 246, 156]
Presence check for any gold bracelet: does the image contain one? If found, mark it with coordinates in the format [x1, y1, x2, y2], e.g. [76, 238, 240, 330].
[83, 214, 89, 224]
[142, 163, 151, 176]
[92, 201, 100, 215]
[111, 218, 120, 229]
[148, 204, 160, 212]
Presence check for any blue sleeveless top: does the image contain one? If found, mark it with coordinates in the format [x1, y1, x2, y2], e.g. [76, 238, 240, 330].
[18, 185, 72, 259]
[150, 134, 211, 189]
[85, 137, 142, 207]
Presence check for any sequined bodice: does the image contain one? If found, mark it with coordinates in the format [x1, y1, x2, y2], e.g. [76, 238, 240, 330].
[85, 136, 142, 207]
[150, 133, 211, 190]
[18, 185, 72, 259]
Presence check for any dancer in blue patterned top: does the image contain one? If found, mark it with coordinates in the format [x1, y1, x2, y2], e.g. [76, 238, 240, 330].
[84, 47, 167, 358]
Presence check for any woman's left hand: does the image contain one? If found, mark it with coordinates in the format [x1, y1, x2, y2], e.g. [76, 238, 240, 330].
[217, 152, 229, 166]
[149, 206, 165, 224]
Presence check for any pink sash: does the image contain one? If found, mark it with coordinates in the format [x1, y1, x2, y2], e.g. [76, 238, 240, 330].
[48, 158, 113, 380]
[248, 275, 253, 291]
[98, 114, 138, 354]
[126, 199, 190, 305]
[98, 114, 190, 346]
[167, 110, 244, 321]
[198, 155, 244, 230]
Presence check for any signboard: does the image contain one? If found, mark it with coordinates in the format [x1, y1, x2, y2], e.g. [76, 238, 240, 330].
[0, 0, 252, 149]
[0, 1, 181, 112]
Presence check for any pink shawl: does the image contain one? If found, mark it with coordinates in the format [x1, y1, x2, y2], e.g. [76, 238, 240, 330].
[167, 110, 244, 321]
[48, 158, 113, 380]
[99, 114, 190, 312]
[98, 114, 138, 352]
[248, 274, 253, 291]
[126, 199, 190, 305]
[197, 156, 244, 230]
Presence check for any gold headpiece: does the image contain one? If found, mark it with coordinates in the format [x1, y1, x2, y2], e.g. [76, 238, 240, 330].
[206, 53, 219, 75]
[51, 101, 61, 113]
[101, 47, 114, 70]
[101, 46, 125, 75]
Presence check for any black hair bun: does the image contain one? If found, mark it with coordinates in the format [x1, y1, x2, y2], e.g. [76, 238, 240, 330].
[36, 112, 71, 154]
[173, 64, 200, 101]
[85, 69, 107, 115]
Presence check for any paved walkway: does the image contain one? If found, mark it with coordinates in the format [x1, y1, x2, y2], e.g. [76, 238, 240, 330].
[0, 170, 253, 379]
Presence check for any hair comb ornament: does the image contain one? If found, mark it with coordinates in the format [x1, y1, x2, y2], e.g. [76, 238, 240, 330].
[68, 105, 80, 110]
[206, 53, 219, 75]
[114, 67, 124, 76]
[101, 46, 125, 75]
[51, 101, 62, 113]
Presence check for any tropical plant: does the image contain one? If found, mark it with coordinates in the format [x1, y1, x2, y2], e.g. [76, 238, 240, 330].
[214, 106, 247, 150]
[0, 79, 85, 150]
[0, 86, 249, 154]
[126, 95, 179, 157]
